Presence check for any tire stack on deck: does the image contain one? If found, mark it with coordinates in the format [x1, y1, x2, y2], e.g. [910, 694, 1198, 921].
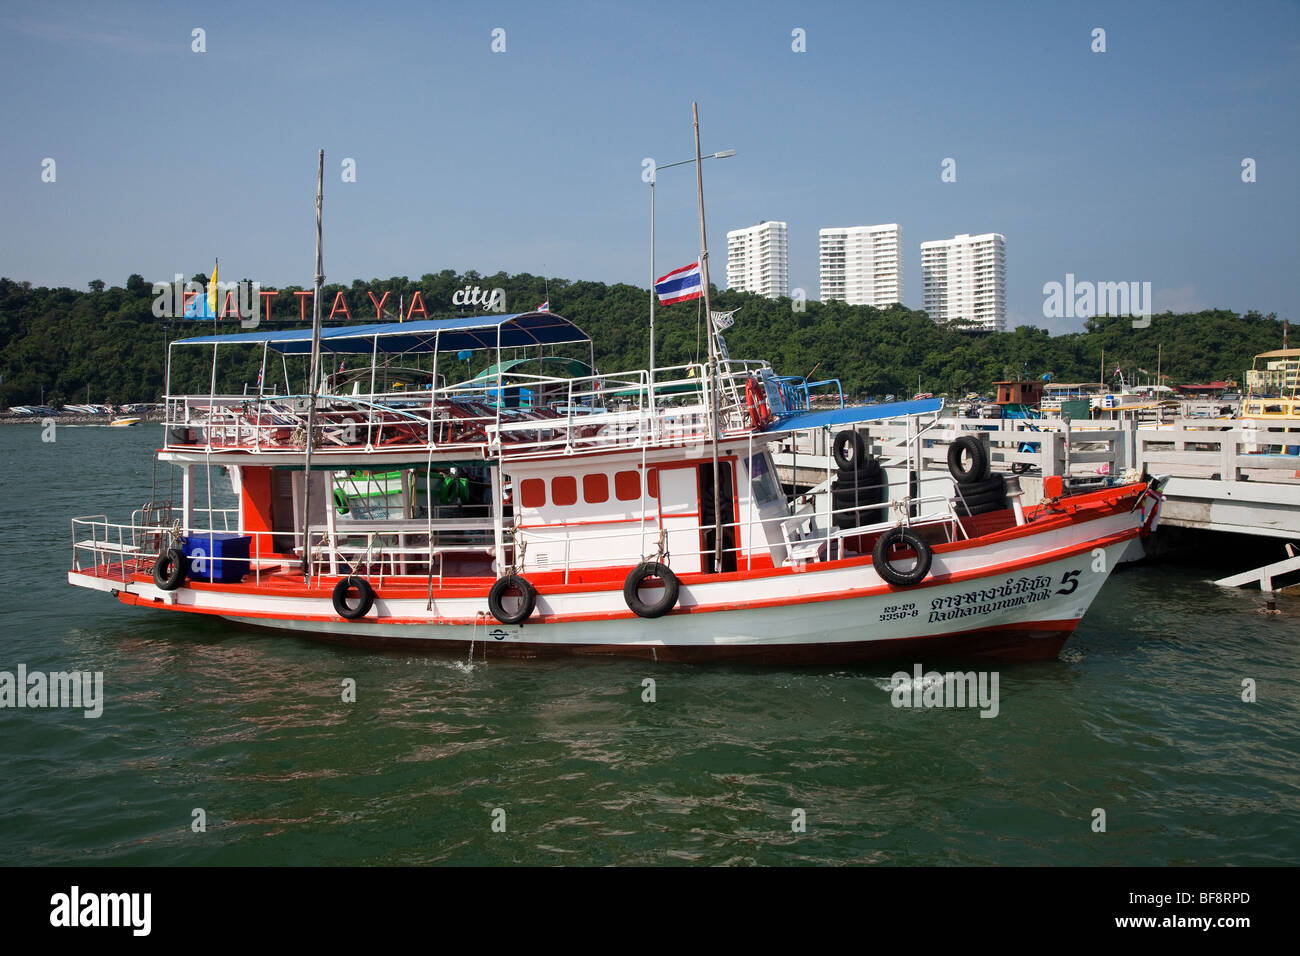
[830, 430, 886, 529]
[948, 435, 1009, 516]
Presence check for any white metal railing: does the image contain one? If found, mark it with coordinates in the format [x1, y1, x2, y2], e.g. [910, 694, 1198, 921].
[512, 488, 970, 583]
[73, 475, 987, 591]
[71, 515, 280, 584]
[162, 360, 771, 456]
[72, 516, 172, 583]
[301, 518, 496, 585]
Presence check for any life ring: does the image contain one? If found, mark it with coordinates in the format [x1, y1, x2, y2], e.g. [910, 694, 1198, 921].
[152, 548, 186, 590]
[745, 376, 772, 429]
[332, 576, 375, 620]
[488, 574, 537, 625]
[872, 528, 932, 587]
[947, 435, 990, 483]
[623, 562, 679, 618]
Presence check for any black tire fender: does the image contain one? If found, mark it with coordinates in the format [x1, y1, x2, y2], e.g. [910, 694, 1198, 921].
[947, 435, 990, 483]
[872, 528, 933, 587]
[957, 488, 1008, 509]
[956, 499, 1006, 517]
[623, 562, 679, 618]
[332, 576, 375, 620]
[152, 548, 186, 591]
[856, 457, 884, 489]
[834, 459, 883, 493]
[832, 430, 868, 470]
[957, 473, 1007, 497]
[488, 574, 536, 625]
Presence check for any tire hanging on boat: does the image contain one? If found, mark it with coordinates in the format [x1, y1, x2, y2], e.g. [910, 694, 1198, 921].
[831, 450, 884, 530]
[332, 576, 375, 620]
[956, 473, 1006, 497]
[955, 498, 1005, 517]
[947, 435, 990, 483]
[152, 548, 187, 590]
[954, 473, 1009, 516]
[623, 562, 680, 618]
[488, 574, 537, 625]
[872, 528, 932, 587]
[832, 430, 868, 470]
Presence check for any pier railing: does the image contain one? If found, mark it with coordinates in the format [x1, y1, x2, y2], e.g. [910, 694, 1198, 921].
[801, 416, 1300, 483]
[782, 414, 1300, 541]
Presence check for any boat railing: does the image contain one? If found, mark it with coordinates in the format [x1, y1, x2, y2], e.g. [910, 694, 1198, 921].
[72, 510, 251, 583]
[71, 479, 975, 590]
[162, 358, 769, 455]
[301, 517, 497, 586]
[774, 375, 845, 413]
[489, 362, 767, 458]
[71, 515, 169, 583]
[187, 508, 240, 532]
[512, 488, 967, 582]
[162, 391, 500, 453]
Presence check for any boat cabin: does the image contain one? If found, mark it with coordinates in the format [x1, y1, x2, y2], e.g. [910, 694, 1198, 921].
[143, 312, 832, 588]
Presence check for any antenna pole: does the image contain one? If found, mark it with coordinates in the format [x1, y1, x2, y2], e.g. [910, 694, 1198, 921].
[300, 149, 325, 580]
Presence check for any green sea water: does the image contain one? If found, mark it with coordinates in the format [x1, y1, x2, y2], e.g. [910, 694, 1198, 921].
[1, 424, 1297, 865]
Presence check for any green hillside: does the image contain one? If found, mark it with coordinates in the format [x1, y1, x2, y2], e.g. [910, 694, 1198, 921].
[0, 271, 1284, 407]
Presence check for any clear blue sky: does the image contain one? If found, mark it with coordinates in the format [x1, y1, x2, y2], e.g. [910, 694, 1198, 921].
[2, 0, 1296, 334]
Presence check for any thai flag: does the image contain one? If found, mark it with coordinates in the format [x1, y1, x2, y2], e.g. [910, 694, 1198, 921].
[655, 261, 702, 305]
[256, 366, 263, 388]
[537, 300, 549, 312]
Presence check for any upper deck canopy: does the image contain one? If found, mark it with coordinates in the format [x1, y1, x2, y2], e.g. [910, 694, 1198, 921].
[172, 311, 590, 355]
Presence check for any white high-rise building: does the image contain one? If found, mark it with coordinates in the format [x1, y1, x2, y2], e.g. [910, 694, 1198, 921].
[920, 233, 1007, 332]
[819, 224, 902, 307]
[726, 221, 789, 299]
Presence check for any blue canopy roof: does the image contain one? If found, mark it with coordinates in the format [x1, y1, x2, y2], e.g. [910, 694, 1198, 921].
[767, 398, 944, 432]
[172, 312, 590, 354]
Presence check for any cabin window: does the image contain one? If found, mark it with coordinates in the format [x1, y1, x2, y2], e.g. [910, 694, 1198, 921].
[748, 452, 783, 507]
[520, 478, 546, 509]
[614, 470, 640, 501]
[553, 476, 577, 507]
[647, 469, 659, 498]
[583, 473, 609, 504]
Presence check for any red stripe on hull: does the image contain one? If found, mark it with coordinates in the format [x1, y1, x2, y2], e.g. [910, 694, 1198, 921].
[226, 618, 1077, 665]
[110, 525, 1139, 626]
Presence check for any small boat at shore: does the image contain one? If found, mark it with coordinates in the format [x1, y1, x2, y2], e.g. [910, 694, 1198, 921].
[109, 417, 141, 427]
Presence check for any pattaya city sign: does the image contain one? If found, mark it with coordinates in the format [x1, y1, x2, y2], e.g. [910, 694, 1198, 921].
[151, 277, 507, 328]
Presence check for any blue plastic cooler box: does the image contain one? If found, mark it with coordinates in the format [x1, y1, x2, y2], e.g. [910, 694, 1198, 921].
[183, 533, 251, 583]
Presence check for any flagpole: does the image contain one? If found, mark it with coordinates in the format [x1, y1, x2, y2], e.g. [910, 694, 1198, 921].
[649, 173, 656, 383]
[692, 102, 724, 574]
[300, 149, 325, 580]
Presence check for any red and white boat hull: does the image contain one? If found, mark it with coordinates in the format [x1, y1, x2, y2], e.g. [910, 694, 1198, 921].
[71, 495, 1142, 663]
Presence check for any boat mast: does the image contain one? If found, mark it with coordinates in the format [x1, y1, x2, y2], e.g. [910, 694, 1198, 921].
[300, 149, 325, 580]
[692, 102, 723, 572]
